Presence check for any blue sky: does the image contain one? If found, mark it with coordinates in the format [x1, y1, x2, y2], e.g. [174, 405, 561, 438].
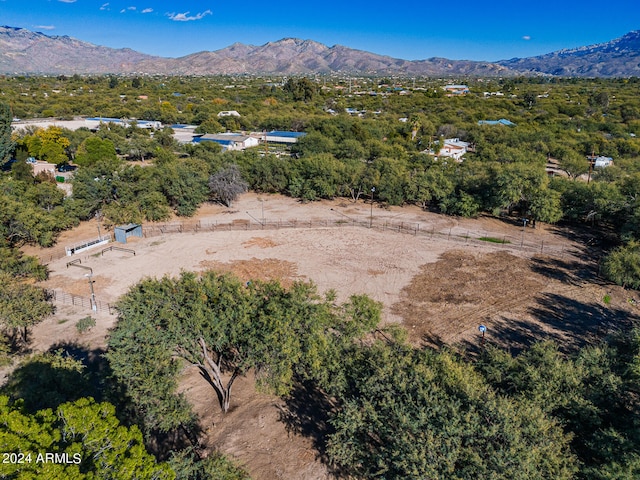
[2, 0, 639, 61]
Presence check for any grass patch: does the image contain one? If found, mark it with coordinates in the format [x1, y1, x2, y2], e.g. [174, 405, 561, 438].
[57, 318, 69, 324]
[76, 316, 96, 334]
[603, 294, 612, 305]
[478, 236, 510, 244]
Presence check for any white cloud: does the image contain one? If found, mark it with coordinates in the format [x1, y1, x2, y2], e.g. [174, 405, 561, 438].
[167, 10, 212, 22]
[120, 6, 137, 13]
[34, 25, 55, 30]
[100, 3, 109, 10]
[58, 0, 77, 3]
[522, 35, 531, 41]
[142, 8, 153, 13]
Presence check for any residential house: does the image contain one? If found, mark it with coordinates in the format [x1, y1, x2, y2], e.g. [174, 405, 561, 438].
[424, 138, 471, 162]
[589, 155, 614, 168]
[194, 133, 259, 151]
[437, 138, 471, 162]
[31, 161, 57, 177]
[264, 131, 307, 144]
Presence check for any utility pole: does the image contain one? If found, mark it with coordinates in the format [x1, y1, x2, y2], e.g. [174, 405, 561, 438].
[85, 273, 97, 312]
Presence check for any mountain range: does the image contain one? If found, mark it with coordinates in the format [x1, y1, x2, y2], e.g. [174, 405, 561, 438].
[1, 26, 639, 77]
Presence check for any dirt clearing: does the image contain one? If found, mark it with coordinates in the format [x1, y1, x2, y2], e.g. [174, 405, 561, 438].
[17, 192, 639, 480]
[394, 250, 638, 353]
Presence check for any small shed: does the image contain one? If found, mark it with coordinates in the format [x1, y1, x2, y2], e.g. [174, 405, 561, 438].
[114, 223, 142, 244]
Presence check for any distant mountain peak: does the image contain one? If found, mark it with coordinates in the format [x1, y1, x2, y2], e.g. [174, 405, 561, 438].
[0, 25, 639, 77]
[497, 30, 640, 77]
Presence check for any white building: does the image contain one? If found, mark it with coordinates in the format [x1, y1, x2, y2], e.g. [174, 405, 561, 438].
[217, 111, 241, 118]
[590, 155, 614, 168]
[84, 117, 161, 130]
[195, 133, 259, 151]
[436, 138, 471, 162]
[264, 131, 307, 144]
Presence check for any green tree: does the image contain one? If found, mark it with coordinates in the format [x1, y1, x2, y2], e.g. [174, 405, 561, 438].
[602, 241, 640, 289]
[158, 158, 209, 216]
[0, 102, 14, 166]
[26, 126, 71, 164]
[477, 338, 640, 479]
[409, 162, 455, 210]
[75, 136, 117, 167]
[291, 153, 346, 201]
[1, 351, 96, 412]
[439, 190, 480, 217]
[528, 187, 563, 224]
[327, 343, 577, 479]
[373, 157, 409, 206]
[523, 92, 538, 109]
[491, 162, 548, 215]
[558, 149, 589, 180]
[283, 77, 317, 102]
[0, 242, 47, 281]
[589, 91, 610, 111]
[0, 396, 174, 479]
[245, 154, 291, 193]
[107, 272, 379, 423]
[291, 131, 335, 157]
[169, 449, 249, 480]
[0, 273, 54, 345]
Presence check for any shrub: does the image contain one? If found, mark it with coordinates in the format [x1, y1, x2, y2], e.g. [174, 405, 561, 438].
[602, 241, 640, 289]
[76, 316, 96, 334]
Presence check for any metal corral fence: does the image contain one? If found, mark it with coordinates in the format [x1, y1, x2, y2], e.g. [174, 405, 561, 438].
[142, 217, 575, 258]
[47, 289, 115, 315]
[36, 216, 575, 264]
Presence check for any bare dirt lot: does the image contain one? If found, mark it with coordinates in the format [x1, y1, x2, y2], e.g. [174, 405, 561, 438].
[17, 193, 640, 479]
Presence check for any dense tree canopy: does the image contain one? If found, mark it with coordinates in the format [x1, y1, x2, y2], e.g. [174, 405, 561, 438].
[0, 102, 14, 166]
[325, 342, 577, 480]
[0, 395, 175, 479]
[107, 271, 380, 429]
[0, 272, 54, 346]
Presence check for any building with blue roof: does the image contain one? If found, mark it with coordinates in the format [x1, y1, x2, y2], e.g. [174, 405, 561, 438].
[477, 119, 516, 126]
[265, 131, 307, 144]
[194, 134, 260, 151]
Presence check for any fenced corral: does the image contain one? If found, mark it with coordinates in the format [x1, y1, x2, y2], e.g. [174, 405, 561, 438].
[47, 289, 115, 315]
[35, 215, 576, 265]
[142, 217, 575, 259]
